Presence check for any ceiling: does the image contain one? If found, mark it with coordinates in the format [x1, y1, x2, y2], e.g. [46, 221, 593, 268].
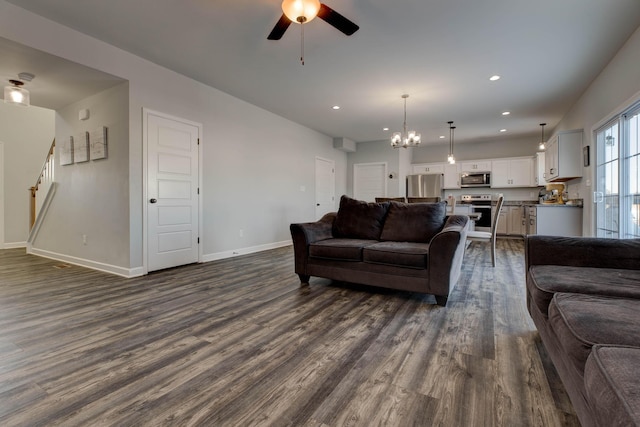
[3, 0, 640, 146]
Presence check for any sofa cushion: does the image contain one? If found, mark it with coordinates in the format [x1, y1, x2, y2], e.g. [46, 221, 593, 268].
[309, 238, 377, 261]
[379, 201, 446, 243]
[528, 265, 640, 317]
[362, 241, 430, 269]
[549, 293, 640, 377]
[333, 196, 390, 240]
[585, 345, 640, 427]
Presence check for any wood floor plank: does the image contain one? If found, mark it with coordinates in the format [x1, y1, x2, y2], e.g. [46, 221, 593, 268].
[0, 240, 579, 426]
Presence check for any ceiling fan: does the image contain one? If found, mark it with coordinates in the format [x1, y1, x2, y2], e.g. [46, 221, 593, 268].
[267, 0, 359, 41]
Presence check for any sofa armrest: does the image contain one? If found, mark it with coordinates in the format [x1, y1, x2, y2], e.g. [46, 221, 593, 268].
[427, 215, 470, 297]
[290, 212, 337, 276]
[525, 235, 640, 270]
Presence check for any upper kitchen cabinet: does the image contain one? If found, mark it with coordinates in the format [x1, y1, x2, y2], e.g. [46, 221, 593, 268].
[491, 157, 534, 188]
[534, 152, 547, 186]
[459, 160, 491, 172]
[545, 129, 583, 181]
[443, 163, 460, 189]
[411, 163, 444, 174]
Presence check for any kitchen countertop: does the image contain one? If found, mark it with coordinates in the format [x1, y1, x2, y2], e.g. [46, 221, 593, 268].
[500, 200, 583, 208]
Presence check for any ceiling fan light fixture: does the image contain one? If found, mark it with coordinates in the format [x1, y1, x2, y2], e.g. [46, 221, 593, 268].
[282, 0, 321, 23]
[4, 79, 30, 107]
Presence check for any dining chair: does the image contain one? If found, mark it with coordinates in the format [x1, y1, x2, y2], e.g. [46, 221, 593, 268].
[375, 197, 406, 203]
[445, 197, 456, 214]
[407, 197, 441, 203]
[466, 196, 504, 267]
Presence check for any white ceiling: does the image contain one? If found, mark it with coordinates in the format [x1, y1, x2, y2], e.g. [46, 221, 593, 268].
[3, 0, 640, 146]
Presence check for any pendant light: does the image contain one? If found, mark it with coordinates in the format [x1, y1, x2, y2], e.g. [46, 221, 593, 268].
[390, 94, 421, 148]
[447, 121, 456, 164]
[538, 123, 547, 150]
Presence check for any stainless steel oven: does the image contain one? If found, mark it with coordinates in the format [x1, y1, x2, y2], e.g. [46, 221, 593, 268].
[460, 194, 493, 232]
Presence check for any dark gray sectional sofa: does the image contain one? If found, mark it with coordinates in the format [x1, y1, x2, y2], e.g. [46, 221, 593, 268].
[525, 235, 640, 426]
[290, 195, 470, 306]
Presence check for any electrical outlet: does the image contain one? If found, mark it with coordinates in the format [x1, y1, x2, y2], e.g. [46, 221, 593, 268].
[239, 229, 244, 238]
[82, 234, 87, 245]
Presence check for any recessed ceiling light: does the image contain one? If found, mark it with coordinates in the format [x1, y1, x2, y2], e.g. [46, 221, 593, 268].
[383, 127, 389, 131]
[439, 135, 445, 139]
[489, 75, 501, 81]
[500, 128, 507, 132]
[502, 111, 510, 116]
[332, 105, 340, 110]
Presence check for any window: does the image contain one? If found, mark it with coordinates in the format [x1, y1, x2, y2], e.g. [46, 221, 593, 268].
[595, 102, 640, 238]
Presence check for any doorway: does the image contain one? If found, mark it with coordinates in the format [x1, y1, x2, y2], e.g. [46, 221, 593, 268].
[143, 109, 202, 272]
[315, 157, 335, 219]
[353, 162, 387, 202]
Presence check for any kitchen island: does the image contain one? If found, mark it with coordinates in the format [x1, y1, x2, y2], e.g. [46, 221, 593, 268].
[526, 204, 583, 236]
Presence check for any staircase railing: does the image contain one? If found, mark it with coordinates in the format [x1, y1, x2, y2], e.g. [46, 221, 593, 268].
[29, 139, 55, 230]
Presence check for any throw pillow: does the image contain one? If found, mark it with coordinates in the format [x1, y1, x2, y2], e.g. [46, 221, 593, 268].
[333, 195, 390, 240]
[380, 201, 446, 243]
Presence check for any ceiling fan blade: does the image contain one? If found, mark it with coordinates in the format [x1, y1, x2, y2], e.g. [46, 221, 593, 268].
[317, 3, 359, 36]
[267, 14, 292, 40]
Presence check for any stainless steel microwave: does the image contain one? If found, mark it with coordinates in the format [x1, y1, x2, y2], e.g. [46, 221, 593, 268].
[460, 172, 491, 187]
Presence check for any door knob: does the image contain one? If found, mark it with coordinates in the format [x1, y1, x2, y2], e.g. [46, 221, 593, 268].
[150, 198, 157, 203]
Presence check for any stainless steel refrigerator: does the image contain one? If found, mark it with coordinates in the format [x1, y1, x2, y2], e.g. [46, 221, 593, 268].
[406, 174, 444, 199]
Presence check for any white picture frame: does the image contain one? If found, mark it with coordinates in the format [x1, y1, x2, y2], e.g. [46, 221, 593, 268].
[74, 131, 89, 163]
[60, 136, 74, 165]
[90, 126, 108, 160]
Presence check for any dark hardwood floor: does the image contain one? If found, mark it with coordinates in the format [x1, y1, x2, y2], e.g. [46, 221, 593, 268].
[0, 240, 579, 426]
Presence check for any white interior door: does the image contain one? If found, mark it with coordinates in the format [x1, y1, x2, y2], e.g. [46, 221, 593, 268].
[354, 162, 387, 201]
[146, 111, 200, 272]
[315, 157, 335, 219]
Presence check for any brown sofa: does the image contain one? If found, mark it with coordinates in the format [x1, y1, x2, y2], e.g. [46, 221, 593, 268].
[525, 235, 640, 426]
[290, 195, 469, 306]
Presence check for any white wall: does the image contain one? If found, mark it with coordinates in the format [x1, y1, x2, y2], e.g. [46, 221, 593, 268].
[0, 102, 54, 246]
[412, 135, 540, 164]
[0, 1, 347, 270]
[552, 25, 640, 236]
[32, 83, 130, 268]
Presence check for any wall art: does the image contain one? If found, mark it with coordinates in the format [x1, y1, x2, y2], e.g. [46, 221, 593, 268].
[60, 135, 74, 165]
[74, 131, 89, 163]
[90, 126, 108, 160]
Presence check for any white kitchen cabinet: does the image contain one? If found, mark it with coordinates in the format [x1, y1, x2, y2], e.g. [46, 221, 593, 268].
[545, 130, 583, 181]
[508, 206, 525, 235]
[411, 163, 444, 174]
[496, 210, 508, 234]
[496, 205, 525, 236]
[443, 163, 460, 189]
[491, 157, 533, 188]
[459, 160, 491, 172]
[534, 152, 547, 186]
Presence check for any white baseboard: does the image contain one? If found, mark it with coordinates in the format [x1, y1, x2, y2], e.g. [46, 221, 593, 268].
[4, 241, 26, 249]
[27, 247, 144, 278]
[203, 240, 291, 262]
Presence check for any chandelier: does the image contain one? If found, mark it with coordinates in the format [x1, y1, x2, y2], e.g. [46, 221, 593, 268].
[391, 94, 421, 148]
[447, 121, 456, 164]
[538, 123, 547, 150]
